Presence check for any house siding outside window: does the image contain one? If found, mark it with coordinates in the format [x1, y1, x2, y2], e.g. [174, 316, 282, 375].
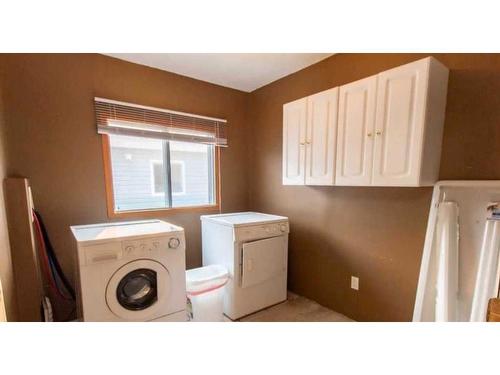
[109, 135, 211, 211]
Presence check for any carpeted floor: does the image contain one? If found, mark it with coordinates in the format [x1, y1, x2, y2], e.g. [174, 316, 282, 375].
[237, 292, 354, 322]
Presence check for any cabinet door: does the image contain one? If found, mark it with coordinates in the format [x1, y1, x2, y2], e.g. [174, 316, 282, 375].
[305, 87, 339, 185]
[372, 59, 429, 186]
[283, 98, 307, 185]
[336, 75, 377, 186]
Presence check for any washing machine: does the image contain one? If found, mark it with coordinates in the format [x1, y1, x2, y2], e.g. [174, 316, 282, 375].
[71, 220, 186, 322]
[201, 212, 289, 320]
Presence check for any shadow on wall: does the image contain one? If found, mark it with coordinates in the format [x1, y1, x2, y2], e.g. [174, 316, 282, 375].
[272, 185, 434, 322]
[249, 55, 500, 322]
[0, 54, 250, 316]
[439, 68, 500, 180]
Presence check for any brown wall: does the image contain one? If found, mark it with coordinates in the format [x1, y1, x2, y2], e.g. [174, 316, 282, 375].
[2, 53, 500, 322]
[0, 61, 18, 320]
[247, 54, 500, 321]
[0, 54, 249, 293]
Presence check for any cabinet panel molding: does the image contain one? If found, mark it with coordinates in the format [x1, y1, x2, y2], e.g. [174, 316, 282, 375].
[283, 98, 307, 185]
[336, 75, 378, 186]
[372, 58, 428, 186]
[305, 87, 339, 185]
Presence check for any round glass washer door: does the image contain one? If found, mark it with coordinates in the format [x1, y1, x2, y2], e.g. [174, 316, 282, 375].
[116, 268, 157, 311]
[106, 259, 171, 321]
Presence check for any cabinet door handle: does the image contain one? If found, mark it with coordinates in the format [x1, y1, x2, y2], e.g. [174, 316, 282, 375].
[376, 130, 382, 136]
[367, 132, 372, 137]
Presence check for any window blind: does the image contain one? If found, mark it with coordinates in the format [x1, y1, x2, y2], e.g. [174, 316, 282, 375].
[94, 97, 227, 146]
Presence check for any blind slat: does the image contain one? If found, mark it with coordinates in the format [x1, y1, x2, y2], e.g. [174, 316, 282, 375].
[94, 98, 227, 146]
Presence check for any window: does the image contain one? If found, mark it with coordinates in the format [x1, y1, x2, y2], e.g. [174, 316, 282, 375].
[170, 160, 186, 195]
[151, 161, 165, 196]
[95, 97, 225, 217]
[150, 160, 185, 196]
[107, 134, 216, 213]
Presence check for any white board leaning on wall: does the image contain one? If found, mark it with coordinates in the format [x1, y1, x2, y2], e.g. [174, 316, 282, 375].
[0, 277, 7, 322]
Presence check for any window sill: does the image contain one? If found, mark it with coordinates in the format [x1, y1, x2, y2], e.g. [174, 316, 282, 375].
[107, 204, 220, 219]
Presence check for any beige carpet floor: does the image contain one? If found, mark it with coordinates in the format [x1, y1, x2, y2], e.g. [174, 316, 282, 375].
[237, 292, 354, 322]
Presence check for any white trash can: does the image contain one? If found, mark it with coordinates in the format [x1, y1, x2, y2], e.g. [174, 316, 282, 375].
[186, 265, 229, 322]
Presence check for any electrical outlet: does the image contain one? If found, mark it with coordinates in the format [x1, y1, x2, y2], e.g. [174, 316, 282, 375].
[351, 276, 359, 290]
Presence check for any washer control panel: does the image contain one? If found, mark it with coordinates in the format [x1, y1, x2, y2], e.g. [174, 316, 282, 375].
[82, 234, 185, 266]
[121, 236, 182, 257]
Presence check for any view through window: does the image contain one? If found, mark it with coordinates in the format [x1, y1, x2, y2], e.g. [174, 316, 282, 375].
[109, 134, 215, 212]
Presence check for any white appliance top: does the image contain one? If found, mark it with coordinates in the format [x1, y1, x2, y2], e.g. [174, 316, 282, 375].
[71, 220, 183, 245]
[201, 212, 288, 227]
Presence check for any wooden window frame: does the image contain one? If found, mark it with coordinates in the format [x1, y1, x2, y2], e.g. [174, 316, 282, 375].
[101, 135, 221, 219]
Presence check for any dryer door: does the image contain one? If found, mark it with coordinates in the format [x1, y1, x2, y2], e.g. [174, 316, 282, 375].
[241, 236, 287, 288]
[106, 259, 171, 321]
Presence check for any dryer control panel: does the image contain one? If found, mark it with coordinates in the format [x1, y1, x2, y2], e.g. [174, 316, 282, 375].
[235, 222, 289, 242]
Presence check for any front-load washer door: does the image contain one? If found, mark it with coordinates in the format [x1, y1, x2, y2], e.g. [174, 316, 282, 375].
[241, 236, 287, 288]
[106, 259, 171, 321]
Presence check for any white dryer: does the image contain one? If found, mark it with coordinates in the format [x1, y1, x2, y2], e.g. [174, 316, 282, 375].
[71, 220, 186, 322]
[201, 212, 289, 320]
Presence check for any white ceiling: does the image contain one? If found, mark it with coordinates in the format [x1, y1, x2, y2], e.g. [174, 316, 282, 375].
[104, 53, 333, 92]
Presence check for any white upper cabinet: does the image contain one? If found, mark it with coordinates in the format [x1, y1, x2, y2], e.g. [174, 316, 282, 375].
[305, 88, 339, 185]
[336, 75, 377, 186]
[372, 57, 449, 186]
[283, 88, 338, 186]
[282, 56, 449, 187]
[282, 97, 307, 185]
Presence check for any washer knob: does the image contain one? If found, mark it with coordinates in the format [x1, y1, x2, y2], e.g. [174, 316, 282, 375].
[279, 223, 287, 232]
[168, 237, 180, 249]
